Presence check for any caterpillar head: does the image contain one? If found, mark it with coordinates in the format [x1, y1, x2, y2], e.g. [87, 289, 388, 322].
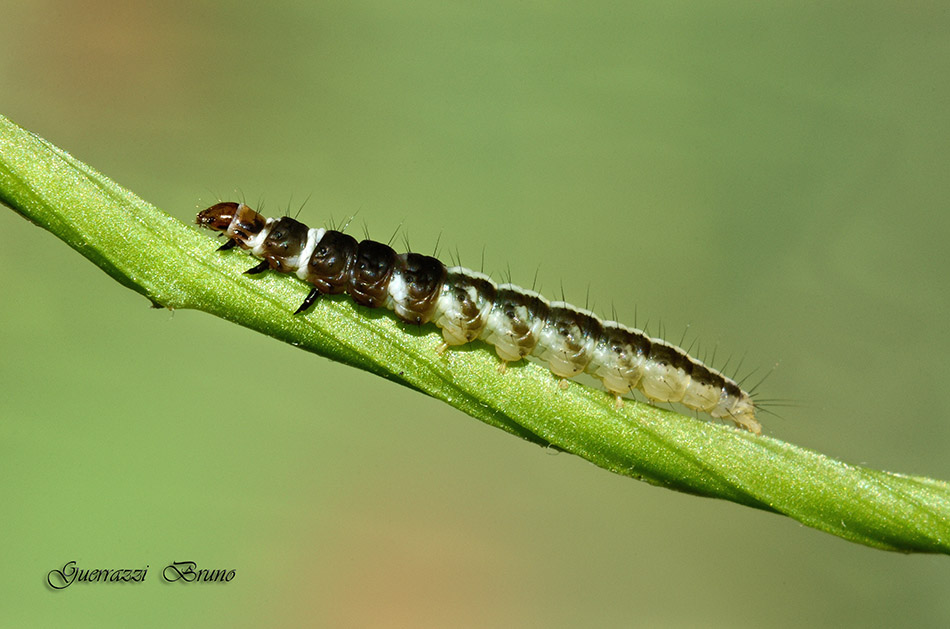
[197, 202, 267, 246]
[196, 202, 239, 231]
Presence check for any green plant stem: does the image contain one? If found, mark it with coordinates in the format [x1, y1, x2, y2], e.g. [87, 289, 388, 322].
[2, 113, 948, 554]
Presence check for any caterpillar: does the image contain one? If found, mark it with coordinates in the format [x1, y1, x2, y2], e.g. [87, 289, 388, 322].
[196, 202, 762, 435]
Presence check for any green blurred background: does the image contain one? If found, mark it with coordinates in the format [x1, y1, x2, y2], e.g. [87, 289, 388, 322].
[2, 1, 949, 626]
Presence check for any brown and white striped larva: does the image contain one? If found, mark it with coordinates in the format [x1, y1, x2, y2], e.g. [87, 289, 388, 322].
[196, 202, 763, 435]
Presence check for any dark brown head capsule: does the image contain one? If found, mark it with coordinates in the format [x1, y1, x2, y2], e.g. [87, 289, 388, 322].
[196, 202, 268, 248]
[196, 202, 239, 232]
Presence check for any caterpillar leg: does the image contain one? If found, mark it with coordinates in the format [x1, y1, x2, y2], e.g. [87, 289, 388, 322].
[245, 260, 270, 275]
[294, 288, 320, 315]
[217, 238, 237, 251]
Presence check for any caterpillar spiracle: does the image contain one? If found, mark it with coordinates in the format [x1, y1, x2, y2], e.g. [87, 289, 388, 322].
[196, 202, 762, 435]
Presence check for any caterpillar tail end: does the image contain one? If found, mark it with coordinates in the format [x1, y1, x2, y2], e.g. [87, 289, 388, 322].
[732, 409, 762, 436]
